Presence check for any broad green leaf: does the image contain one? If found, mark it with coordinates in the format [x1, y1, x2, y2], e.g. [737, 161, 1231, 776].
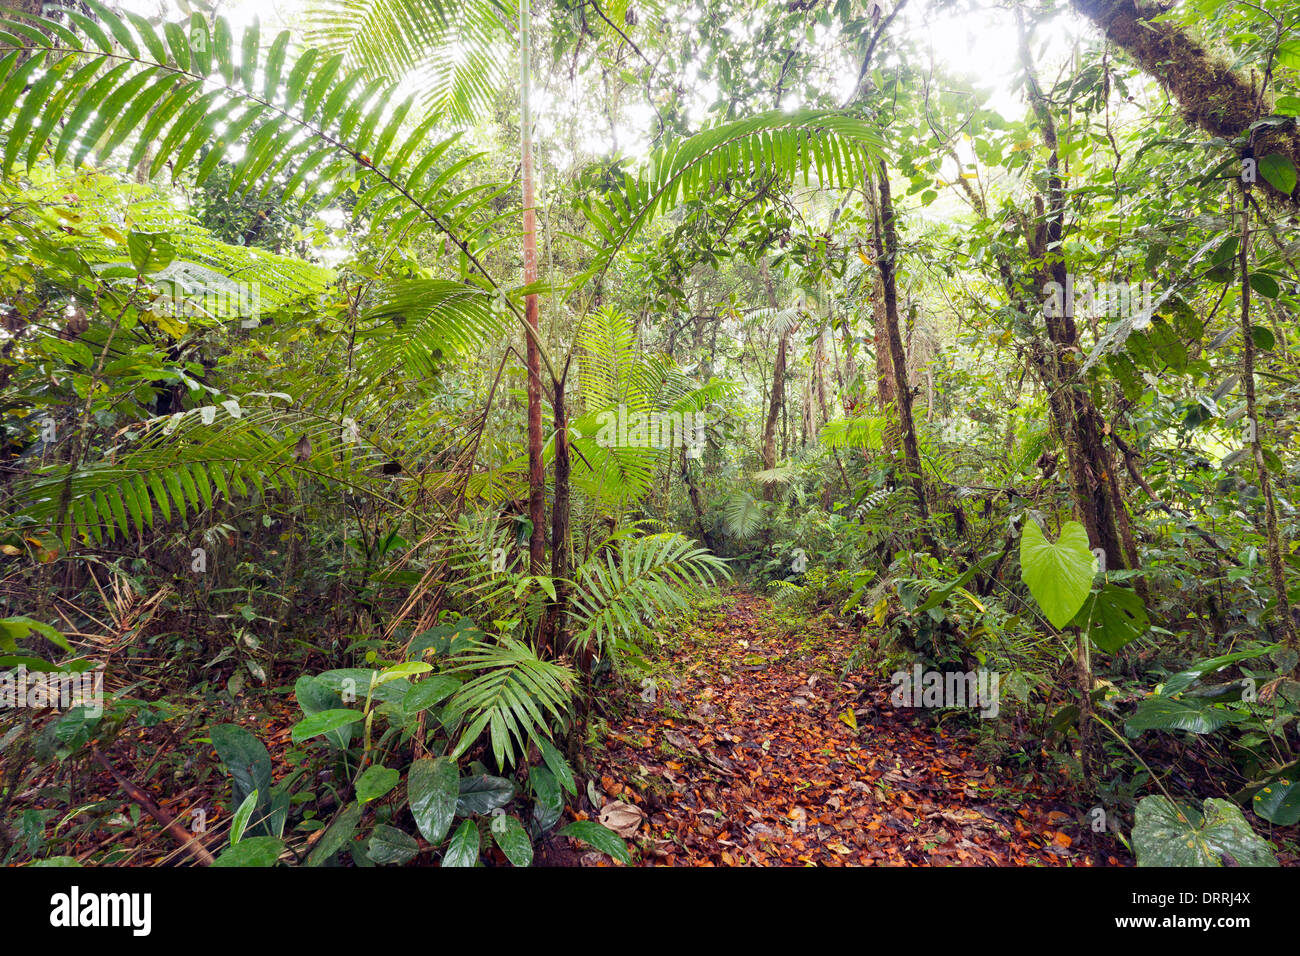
[442, 819, 479, 867]
[403, 675, 460, 713]
[209, 723, 271, 808]
[1073, 585, 1147, 653]
[290, 708, 364, 744]
[1258, 153, 1298, 194]
[408, 757, 458, 844]
[1253, 778, 1300, 826]
[1133, 796, 1277, 867]
[1126, 696, 1238, 736]
[559, 820, 632, 864]
[1019, 520, 1096, 629]
[355, 765, 400, 804]
[456, 773, 515, 815]
[213, 835, 283, 867]
[367, 824, 419, 865]
[306, 803, 362, 866]
[490, 813, 534, 866]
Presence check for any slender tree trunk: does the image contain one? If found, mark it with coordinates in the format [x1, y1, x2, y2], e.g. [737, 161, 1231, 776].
[1019, 15, 1127, 571]
[520, 0, 546, 576]
[1238, 194, 1297, 651]
[759, 259, 788, 498]
[874, 161, 927, 521]
[548, 376, 572, 658]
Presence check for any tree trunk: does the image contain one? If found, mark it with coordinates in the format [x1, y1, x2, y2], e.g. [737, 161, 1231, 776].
[1019, 15, 1127, 572]
[1071, 0, 1299, 207]
[520, 0, 546, 576]
[1238, 194, 1297, 651]
[759, 259, 788, 498]
[873, 161, 927, 521]
[547, 376, 572, 658]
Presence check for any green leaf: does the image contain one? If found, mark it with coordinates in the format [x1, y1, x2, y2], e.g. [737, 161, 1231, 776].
[1074, 585, 1147, 653]
[403, 675, 460, 713]
[1248, 273, 1280, 299]
[1019, 520, 1096, 629]
[377, 661, 431, 684]
[306, 802, 362, 866]
[456, 773, 516, 815]
[1133, 796, 1277, 867]
[1258, 153, 1298, 194]
[290, 708, 364, 744]
[559, 820, 632, 864]
[408, 756, 459, 844]
[537, 735, 577, 795]
[366, 824, 419, 865]
[209, 723, 271, 809]
[441, 819, 479, 867]
[294, 675, 353, 749]
[355, 765, 400, 804]
[490, 813, 534, 866]
[1161, 646, 1276, 696]
[229, 789, 259, 845]
[1126, 696, 1238, 736]
[127, 230, 176, 274]
[212, 835, 283, 867]
[1251, 325, 1275, 351]
[529, 765, 564, 831]
[1253, 777, 1300, 826]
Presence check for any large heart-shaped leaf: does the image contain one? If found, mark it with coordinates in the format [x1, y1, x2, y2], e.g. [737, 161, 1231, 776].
[1133, 796, 1278, 867]
[1020, 520, 1096, 629]
[408, 757, 458, 844]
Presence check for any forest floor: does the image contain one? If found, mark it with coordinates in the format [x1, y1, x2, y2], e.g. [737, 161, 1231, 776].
[586, 591, 1114, 866]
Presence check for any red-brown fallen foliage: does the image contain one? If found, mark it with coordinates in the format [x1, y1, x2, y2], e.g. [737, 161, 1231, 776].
[585, 593, 1106, 866]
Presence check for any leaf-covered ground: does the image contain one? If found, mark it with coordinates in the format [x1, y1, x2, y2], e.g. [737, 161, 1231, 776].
[588, 592, 1108, 866]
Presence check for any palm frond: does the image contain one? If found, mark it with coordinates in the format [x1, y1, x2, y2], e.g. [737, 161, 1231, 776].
[568, 531, 729, 655]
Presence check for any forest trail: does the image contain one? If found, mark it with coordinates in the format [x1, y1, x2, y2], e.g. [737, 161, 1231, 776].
[589, 593, 1100, 866]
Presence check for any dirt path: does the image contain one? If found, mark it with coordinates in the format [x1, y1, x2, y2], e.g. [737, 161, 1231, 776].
[589, 592, 1100, 866]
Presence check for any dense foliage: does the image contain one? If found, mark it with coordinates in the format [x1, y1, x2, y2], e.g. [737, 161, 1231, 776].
[1, 0, 1299, 868]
